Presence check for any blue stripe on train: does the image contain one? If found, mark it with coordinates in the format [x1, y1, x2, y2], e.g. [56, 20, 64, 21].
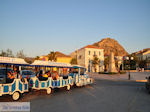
[24, 84, 28, 90]
[4, 85, 9, 93]
[47, 80, 49, 87]
[35, 80, 39, 88]
[29, 80, 33, 87]
[55, 81, 57, 87]
[51, 81, 54, 87]
[71, 79, 72, 84]
[19, 81, 23, 91]
[58, 80, 60, 86]
[11, 81, 16, 92]
[41, 82, 45, 88]
[65, 80, 66, 85]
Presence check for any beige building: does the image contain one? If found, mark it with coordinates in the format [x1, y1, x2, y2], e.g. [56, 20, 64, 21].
[136, 50, 150, 61]
[74, 45, 104, 72]
[55, 51, 72, 64]
[135, 49, 150, 69]
[115, 56, 123, 69]
[39, 51, 72, 64]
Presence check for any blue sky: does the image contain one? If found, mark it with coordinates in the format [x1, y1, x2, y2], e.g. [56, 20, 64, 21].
[0, 0, 150, 57]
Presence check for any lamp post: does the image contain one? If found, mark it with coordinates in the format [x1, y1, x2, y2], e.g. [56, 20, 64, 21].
[126, 56, 134, 80]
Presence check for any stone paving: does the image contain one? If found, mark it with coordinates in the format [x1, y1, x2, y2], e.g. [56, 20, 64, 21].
[88, 72, 150, 82]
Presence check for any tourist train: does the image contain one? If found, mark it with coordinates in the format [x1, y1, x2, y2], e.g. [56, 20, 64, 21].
[0, 56, 94, 100]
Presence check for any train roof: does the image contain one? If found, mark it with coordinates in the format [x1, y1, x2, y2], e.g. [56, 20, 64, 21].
[0, 56, 29, 66]
[30, 60, 72, 68]
[72, 65, 85, 69]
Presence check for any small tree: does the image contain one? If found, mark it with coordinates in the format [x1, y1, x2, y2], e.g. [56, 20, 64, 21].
[0, 50, 7, 57]
[16, 50, 26, 59]
[0, 49, 14, 57]
[92, 56, 100, 72]
[6, 49, 14, 57]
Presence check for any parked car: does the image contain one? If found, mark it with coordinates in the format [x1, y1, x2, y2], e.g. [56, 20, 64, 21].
[145, 76, 150, 94]
[20, 70, 35, 80]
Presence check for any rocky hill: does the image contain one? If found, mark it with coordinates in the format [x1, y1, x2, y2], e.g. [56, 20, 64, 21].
[93, 38, 128, 56]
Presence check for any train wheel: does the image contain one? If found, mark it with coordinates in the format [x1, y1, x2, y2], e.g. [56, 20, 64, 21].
[67, 85, 71, 91]
[47, 87, 52, 94]
[12, 91, 20, 101]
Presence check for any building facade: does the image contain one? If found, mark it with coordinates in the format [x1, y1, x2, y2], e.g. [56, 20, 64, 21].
[136, 50, 150, 61]
[39, 52, 72, 64]
[55, 52, 72, 64]
[76, 45, 104, 72]
[135, 49, 150, 69]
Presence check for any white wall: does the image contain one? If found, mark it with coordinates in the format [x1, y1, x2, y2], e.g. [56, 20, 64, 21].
[78, 48, 104, 72]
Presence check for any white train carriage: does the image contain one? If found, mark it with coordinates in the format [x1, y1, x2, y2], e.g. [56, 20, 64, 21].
[29, 60, 74, 94]
[71, 65, 94, 87]
[0, 56, 29, 100]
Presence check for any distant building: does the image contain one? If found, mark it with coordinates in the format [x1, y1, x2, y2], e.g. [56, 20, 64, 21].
[55, 51, 72, 64]
[39, 55, 49, 61]
[72, 45, 104, 72]
[136, 50, 150, 61]
[133, 49, 150, 69]
[39, 51, 72, 64]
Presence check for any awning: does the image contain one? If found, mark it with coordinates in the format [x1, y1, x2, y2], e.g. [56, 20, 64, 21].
[0, 56, 29, 66]
[30, 60, 72, 68]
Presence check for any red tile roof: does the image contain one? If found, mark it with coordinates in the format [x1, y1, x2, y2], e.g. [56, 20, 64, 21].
[55, 51, 71, 58]
[79, 45, 103, 50]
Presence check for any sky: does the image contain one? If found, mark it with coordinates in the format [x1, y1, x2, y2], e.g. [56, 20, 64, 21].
[0, 0, 150, 57]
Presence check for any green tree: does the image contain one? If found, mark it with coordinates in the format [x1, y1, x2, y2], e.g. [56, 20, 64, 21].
[70, 58, 77, 64]
[92, 56, 100, 72]
[48, 51, 56, 61]
[16, 50, 26, 59]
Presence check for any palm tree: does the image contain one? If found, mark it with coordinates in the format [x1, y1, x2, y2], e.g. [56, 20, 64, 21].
[35, 56, 40, 60]
[48, 51, 57, 61]
[92, 56, 100, 72]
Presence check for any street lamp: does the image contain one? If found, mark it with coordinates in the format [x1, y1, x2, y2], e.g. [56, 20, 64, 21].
[126, 56, 134, 80]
